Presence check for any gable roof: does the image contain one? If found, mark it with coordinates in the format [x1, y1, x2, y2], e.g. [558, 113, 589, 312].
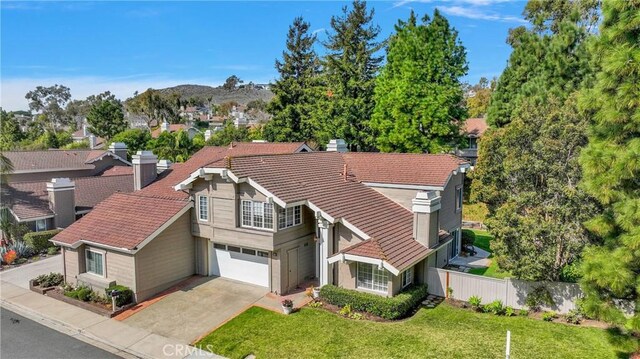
[4, 149, 129, 174]
[3, 174, 134, 221]
[464, 118, 488, 137]
[151, 124, 196, 138]
[51, 192, 191, 252]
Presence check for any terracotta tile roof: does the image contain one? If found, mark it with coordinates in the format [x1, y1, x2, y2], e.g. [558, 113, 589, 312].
[206, 152, 431, 270]
[151, 124, 189, 138]
[4, 149, 123, 174]
[3, 174, 134, 220]
[99, 166, 133, 176]
[464, 118, 488, 137]
[340, 152, 467, 188]
[51, 193, 190, 250]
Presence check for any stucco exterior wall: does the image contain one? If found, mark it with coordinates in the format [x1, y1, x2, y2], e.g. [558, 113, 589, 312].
[440, 173, 464, 233]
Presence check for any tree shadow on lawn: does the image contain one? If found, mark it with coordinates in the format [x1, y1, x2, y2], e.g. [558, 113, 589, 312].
[604, 327, 639, 358]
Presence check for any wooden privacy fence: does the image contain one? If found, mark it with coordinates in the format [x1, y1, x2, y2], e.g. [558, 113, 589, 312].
[426, 268, 582, 314]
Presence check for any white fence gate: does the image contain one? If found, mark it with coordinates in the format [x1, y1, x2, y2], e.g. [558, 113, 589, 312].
[426, 268, 582, 314]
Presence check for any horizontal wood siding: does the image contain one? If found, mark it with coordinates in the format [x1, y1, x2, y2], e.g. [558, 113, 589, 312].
[273, 207, 315, 248]
[63, 247, 80, 285]
[135, 212, 195, 301]
[104, 249, 136, 290]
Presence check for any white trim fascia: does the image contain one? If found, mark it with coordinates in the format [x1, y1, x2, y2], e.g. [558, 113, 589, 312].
[75, 209, 91, 215]
[362, 182, 444, 191]
[12, 167, 92, 174]
[339, 218, 371, 240]
[306, 201, 336, 223]
[245, 178, 286, 208]
[327, 253, 400, 276]
[132, 202, 193, 253]
[285, 200, 307, 208]
[85, 151, 132, 166]
[174, 167, 228, 190]
[295, 143, 314, 153]
[51, 239, 135, 254]
[13, 211, 55, 222]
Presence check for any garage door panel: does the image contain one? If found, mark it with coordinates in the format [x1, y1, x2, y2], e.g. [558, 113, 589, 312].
[210, 247, 269, 287]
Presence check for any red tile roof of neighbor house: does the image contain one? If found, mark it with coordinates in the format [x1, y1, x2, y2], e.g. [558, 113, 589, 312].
[204, 152, 464, 270]
[52, 192, 190, 250]
[4, 149, 126, 174]
[464, 118, 488, 137]
[150, 124, 189, 138]
[51, 142, 310, 249]
[3, 174, 134, 220]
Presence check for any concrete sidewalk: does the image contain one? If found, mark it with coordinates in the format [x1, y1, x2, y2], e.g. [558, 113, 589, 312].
[0, 280, 221, 358]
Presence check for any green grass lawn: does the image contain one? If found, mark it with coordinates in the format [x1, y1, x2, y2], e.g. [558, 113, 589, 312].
[464, 229, 512, 279]
[196, 304, 637, 359]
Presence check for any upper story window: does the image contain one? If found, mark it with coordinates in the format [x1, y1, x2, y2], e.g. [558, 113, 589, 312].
[198, 196, 209, 222]
[241, 200, 273, 230]
[356, 262, 388, 293]
[278, 205, 302, 230]
[469, 137, 478, 149]
[455, 186, 463, 212]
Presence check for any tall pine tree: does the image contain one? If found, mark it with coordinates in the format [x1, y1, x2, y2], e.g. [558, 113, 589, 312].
[370, 10, 467, 153]
[578, 1, 640, 329]
[314, 0, 382, 151]
[264, 17, 321, 143]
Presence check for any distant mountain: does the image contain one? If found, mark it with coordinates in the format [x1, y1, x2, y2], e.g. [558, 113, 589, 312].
[155, 84, 274, 105]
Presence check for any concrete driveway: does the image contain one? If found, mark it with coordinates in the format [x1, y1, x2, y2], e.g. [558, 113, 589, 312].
[0, 255, 63, 289]
[122, 276, 267, 344]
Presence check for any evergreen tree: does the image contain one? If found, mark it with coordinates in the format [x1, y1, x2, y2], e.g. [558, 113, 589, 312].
[315, 0, 382, 151]
[86, 93, 128, 141]
[486, 1, 596, 127]
[0, 111, 24, 151]
[264, 17, 321, 143]
[578, 1, 640, 329]
[370, 10, 467, 153]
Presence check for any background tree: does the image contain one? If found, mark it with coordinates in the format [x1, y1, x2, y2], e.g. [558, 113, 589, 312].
[472, 0, 598, 281]
[370, 10, 467, 153]
[486, 0, 597, 127]
[264, 17, 322, 143]
[0, 111, 24, 151]
[578, 1, 640, 329]
[465, 77, 495, 118]
[110, 129, 152, 160]
[205, 121, 249, 146]
[217, 101, 238, 116]
[126, 89, 176, 128]
[25, 84, 72, 130]
[314, 0, 382, 151]
[86, 92, 128, 140]
[222, 75, 243, 90]
[148, 130, 198, 163]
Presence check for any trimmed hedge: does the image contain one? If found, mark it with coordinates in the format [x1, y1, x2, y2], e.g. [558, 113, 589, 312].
[319, 284, 429, 320]
[105, 284, 134, 307]
[24, 229, 61, 252]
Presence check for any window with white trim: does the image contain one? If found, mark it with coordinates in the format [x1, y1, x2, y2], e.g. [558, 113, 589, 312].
[357, 262, 388, 293]
[35, 219, 47, 232]
[198, 196, 209, 221]
[85, 249, 104, 276]
[278, 205, 302, 229]
[401, 267, 414, 288]
[455, 186, 463, 211]
[241, 200, 273, 230]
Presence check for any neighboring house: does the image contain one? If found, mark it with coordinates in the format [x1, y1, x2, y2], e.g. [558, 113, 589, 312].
[151, 122, 200, 140]
[51, 140, 469, 302]
[457, 118, 488, 165]
[71, 124, 106, 149]
[2, 174, 134, 233]
[4, 144, 131, 183]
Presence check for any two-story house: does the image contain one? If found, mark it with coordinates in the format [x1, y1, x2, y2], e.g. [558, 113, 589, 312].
[457, 117, 488, 165]
[51, 140, 468, 301]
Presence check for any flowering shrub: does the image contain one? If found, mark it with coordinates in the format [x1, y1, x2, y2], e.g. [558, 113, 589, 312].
[3, 250, 17, 264]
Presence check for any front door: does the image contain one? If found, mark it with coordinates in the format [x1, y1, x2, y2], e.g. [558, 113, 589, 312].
[287, 248, 299, 292]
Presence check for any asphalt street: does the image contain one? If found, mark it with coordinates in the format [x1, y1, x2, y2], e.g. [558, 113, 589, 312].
[0, 307, 121, 359]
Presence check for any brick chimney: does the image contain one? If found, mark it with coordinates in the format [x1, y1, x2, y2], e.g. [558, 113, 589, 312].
[327, 139, 348, 153]
[47, 178, 76, 228]
[132, 151, 158, 191]
[412, 191, 441, 248]
[108, 142, 128, 160]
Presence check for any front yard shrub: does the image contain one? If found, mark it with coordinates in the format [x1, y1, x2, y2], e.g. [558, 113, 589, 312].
[564, 309, 583, 324]
[542, 311, 558, 322]
[484, 300, 505, 315]
[339, 304, 352, 317]
[468, 295, 483, 311]
[505, 306, 515, 317]
[9, 241, 35, 258]
[24, 230, 61, 252]
[519, 309, 529, 316]
[2, 249, 17, 264]
[320, 284, 428, 320]
[105, 284, 133, 307]
[65, 285, 92, 301]
[307, 301, 323, 308]
[525, 286, 555, 312]
[34, 272, 64, 287]
[47, 246, 59, 255]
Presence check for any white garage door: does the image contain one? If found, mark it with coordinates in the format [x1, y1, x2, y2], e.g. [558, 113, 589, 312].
[209, 243, 269, 287]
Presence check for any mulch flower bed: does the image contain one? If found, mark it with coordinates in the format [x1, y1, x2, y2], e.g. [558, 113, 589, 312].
[45, 288, 134, 318]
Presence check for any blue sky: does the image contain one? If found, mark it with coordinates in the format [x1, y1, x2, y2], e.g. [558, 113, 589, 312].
[1, 1, 527, 111]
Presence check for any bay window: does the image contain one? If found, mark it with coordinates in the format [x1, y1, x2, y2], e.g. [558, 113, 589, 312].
[278, 205, 302, 229]
[241, 200, 273, 230]
[357, 262, 388, 293]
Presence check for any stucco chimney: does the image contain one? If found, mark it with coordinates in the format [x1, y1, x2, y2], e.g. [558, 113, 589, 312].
[108, 142, 128, 160]
[89, 135, 97, 149]
[412, 191, 441, 249]
[157, 159, 172, 173]
[327, 139, 348, 153]
[47, 178, 76, 229]
[161, 121, 170, 133]
[204, 129, 213, 142]
[132, 151, 158, 191]
[82, 124, 88, 137]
